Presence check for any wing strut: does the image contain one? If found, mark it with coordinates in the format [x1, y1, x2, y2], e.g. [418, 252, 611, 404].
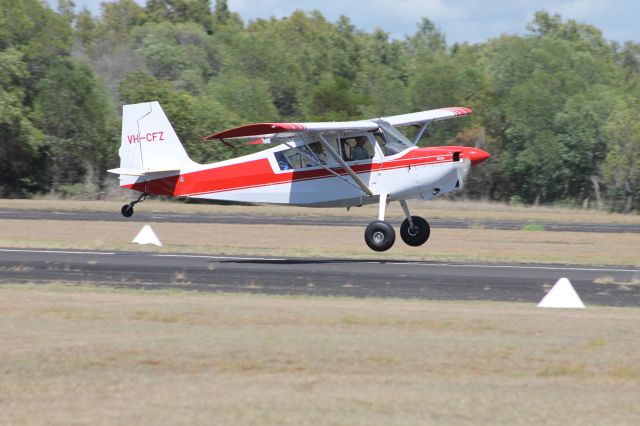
[317, 134, 373, 197]
[412, 122, 429, 145]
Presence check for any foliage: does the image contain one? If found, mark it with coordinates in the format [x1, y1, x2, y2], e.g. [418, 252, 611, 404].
[0, 2, 637, 211]
[602, 98, 640, 212]
[0, 48, 46, 196]
[33, 58, 116, 193]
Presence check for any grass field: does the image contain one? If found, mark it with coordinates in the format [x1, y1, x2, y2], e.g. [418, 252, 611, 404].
[2, 284, 639, 425]
[0, 199, 639, 265]
[1, 197, 639, 224]
[1, 219, 639, 265]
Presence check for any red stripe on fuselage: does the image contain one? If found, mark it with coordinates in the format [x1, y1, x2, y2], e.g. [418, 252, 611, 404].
[124, 147, 459, 196]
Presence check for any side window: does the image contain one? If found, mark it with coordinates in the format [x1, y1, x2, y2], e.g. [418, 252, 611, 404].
[373, 132, 389, 156]
[341, 135, 374, 162]
[275, 139, 336, 171]
[275, 148, 303, 170]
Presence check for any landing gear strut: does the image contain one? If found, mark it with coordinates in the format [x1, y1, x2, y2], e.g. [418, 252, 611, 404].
[364, 192, 396, 252]
[121, 193, 148, 218]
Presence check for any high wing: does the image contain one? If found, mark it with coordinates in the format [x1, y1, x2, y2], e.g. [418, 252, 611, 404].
[377, 107, 472, 127]
[202, 106, 472, 149]
[202, 121, 378, 141]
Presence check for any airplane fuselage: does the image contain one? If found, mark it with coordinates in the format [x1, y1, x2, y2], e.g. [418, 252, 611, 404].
[122, 144, 481, 208]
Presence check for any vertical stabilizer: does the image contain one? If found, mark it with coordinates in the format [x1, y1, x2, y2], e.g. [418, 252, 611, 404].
[115, 101, 197, 174]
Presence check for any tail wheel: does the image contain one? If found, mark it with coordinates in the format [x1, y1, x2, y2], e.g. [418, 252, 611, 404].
[364, 220, 396, 252]
[400, 216, 430, 246]
[121, 204, 134, 218]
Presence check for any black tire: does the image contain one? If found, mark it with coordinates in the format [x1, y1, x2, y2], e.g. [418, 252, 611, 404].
[121, 204, 134, 218]
[364, 220, 396, 252]
[400, 216, 430, 246]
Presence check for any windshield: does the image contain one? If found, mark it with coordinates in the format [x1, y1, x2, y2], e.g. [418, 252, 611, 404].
[377, 121, 414, 155]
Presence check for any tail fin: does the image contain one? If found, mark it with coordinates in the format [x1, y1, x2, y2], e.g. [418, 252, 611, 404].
[108, 101, 197, 176]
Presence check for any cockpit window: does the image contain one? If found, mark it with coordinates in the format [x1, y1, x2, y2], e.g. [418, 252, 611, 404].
[340, 135, 374, 162]
[377, 121, 413, 156]
[274, 135, 339, 171]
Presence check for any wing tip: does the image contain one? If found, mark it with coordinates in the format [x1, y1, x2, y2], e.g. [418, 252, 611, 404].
[443, 106, 473, 116]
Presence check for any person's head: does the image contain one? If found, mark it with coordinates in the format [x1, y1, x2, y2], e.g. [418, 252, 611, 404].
[311, 142, 322, 153]
[356, 136, 367, 146]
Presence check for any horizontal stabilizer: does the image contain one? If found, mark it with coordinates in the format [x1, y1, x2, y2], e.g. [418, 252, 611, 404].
[107, 167, 180, 176]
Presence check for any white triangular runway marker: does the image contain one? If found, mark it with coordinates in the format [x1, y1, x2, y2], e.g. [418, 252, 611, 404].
[537, 277, 585, 309]
[132, 225, 162, 246]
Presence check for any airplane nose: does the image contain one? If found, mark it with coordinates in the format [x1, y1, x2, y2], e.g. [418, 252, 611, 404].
[462, 147, 490, 165]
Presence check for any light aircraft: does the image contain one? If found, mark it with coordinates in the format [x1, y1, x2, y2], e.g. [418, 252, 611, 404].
[108, 102, 489, 251]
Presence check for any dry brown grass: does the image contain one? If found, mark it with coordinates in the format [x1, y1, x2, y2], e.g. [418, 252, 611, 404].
[1, 284, 639, 425]
[2, 198, 639, 224]
[0, 219, 639, 266]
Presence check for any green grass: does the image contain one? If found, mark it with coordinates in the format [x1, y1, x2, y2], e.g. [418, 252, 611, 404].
[522, 223, 545, 231]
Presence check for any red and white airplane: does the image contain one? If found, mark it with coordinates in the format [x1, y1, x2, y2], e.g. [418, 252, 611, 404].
[109, 102, 489, 251]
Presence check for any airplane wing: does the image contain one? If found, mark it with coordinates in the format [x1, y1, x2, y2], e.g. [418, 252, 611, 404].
[378, 107, 472, 127]
[202, 107, 471, 142]
[202, 121, 379, 141]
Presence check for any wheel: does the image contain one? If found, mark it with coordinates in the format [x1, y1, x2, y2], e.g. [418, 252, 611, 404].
[121, 204, 134, 218]
[400, 216, 430, 246]
[364, 220, 396, 252]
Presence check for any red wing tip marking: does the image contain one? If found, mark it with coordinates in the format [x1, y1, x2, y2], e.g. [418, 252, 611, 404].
[203, 123, 307, 140]
[443, 107, 473, 116]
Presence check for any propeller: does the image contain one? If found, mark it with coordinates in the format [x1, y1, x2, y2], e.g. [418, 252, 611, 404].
[456, 147, 490, 190]
[456, 157, 472, 190]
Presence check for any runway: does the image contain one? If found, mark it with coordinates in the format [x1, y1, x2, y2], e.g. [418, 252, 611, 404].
[1, 248, 638, 307]
[1, 208, 639, 233]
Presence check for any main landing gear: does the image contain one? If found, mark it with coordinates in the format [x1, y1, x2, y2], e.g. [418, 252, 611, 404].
[363, 194, 430, 252]
[121, 193, 148, 218]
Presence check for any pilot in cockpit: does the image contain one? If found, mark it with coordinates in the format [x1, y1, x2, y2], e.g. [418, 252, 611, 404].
[351, 136, 370, 160]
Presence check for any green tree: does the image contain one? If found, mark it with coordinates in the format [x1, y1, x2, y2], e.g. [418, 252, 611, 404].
[0, 0, 73, 85]
[98, 0, 147, 38]
[602, 99, 640, 212]
[355, 29, 410, 117]
[131, 21, 217, 92]
[311, 75, 370, 120]
[406, 17, 446, 56]
[206, 74, 278, 123]
[0, 48, 45, 196]
[33, 58, 117, 194]
[553, 86, 621, 205]
[146, 0, 213, 33]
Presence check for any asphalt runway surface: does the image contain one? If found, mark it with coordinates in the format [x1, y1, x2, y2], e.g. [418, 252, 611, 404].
[1, 248, 638, 307]
[1, 208, 639, 233]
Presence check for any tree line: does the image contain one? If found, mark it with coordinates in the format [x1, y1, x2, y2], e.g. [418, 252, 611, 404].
[0, 0, 638, 212]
